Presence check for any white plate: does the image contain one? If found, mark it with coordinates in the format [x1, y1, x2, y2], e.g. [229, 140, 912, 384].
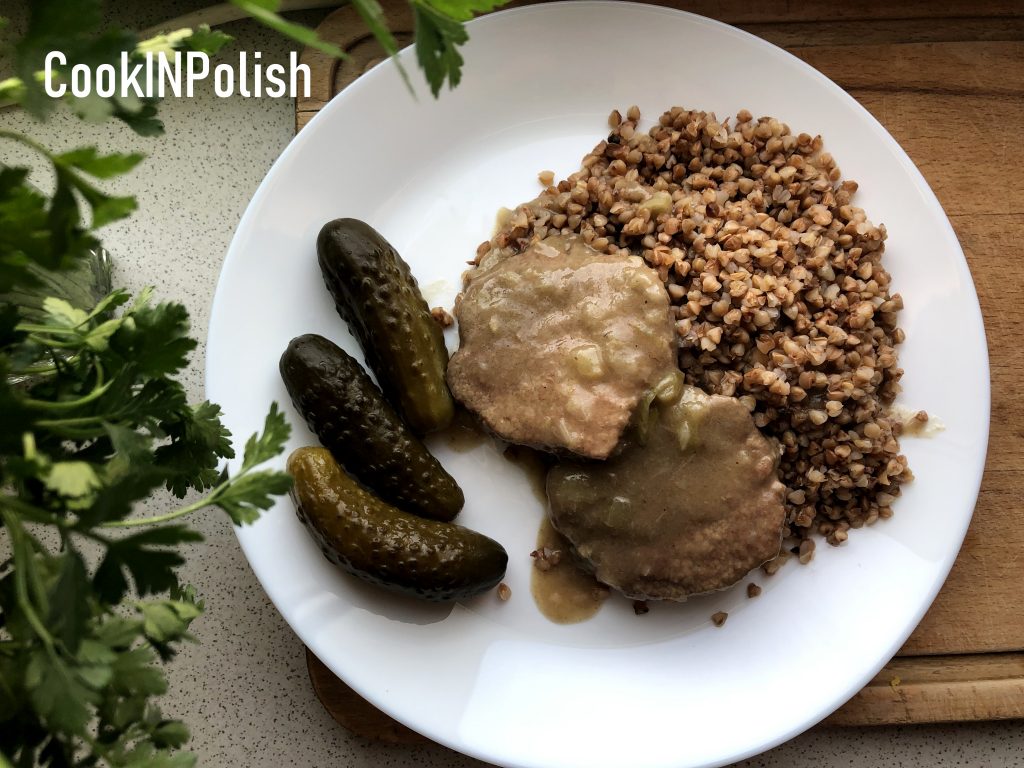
[207, 4, 989, 767]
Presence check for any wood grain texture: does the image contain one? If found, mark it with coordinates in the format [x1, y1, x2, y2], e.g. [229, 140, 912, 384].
[296, 0, 1023, 731]
[295, 2, 412, 132]
[825, 653, 1024, 726]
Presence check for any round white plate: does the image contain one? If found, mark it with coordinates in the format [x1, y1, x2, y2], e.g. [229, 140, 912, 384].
[207, 4, 989, 767]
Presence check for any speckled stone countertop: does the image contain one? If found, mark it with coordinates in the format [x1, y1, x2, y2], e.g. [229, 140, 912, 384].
[2, 2, 1022, 766]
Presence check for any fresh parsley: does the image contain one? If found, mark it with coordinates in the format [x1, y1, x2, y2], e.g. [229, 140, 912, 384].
[228, 0, 505, 96]
[410, 0, 505, 94]
[0, 7, 290, 767]
[0, 225, 295, 765]
[1, 0, 507, 764]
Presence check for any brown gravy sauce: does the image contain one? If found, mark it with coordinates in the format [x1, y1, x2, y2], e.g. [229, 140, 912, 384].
[439, 407, 613, 624]
[530, 517, 610, 624]
[544, 371, 786, 601]
[502, 444, 549, 506]
[441, 408, 489, 453]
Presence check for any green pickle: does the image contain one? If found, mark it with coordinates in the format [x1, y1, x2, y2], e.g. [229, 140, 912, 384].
[288, 447, 508, 602]
[280, 334, 463, 522]
[317, 218, 454, 434]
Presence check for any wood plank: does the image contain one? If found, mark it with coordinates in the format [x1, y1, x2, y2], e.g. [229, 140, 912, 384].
[295, 2, 412, 132]
[795, 43, 1024, 220]
[503, 0, 1024, 24]
[745, 18, 1024, 47]
[798, 41, 1024, 95]
[827, 653, 1024, 725]
[849, 91, 1022, 219]
[631, 0, 1024, 23]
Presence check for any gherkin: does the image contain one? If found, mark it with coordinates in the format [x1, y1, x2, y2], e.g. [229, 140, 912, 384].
[317, 218, 454, 434]
[280, 333, 463, 522]
[288, 447, 507, 602]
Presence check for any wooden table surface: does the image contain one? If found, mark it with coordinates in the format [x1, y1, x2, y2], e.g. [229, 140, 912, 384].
[296, 0, 1024, 733]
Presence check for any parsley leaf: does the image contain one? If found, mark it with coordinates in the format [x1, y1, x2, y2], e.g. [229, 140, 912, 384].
[25, 649, 103, 734]
[412, 1, 469, 96]
[214, 469, 293, 526]
[0, 167, 53, 287]
[118, 102, 166, 136]
[108, 645, 166, 697]
[66, 168, 138, 229]
[229, 0, 348, 59]
[241, 401, 289, 470]
[103, 421, 155, 477]
[75, 466, 166, 528]
[183, 25, 233, 56]
[151, 720, 191, 750]
[44, 461, 101, 498]
[139, 598, 202, 646]
[351, 0, 412, 92]
[156, 401, 234, 497]
[94, 526, 203, 604]
[424, 0, 507, 22]
[55, 148, 146, 179]
[94, 615, 145, 650]
[14, 0, 104, 119]
[409, 0, 506, 95]
[41, 296, 88, 328]
[119, 743, 197, 768]
[46, 549, 91, 652]
[109, 299, 195, 378]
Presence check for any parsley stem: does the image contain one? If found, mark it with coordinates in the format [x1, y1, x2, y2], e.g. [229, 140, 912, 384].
[34, 415, 106, 427]
[0, 508, 55, 651]
[0, 129, 52, 158]
[99, 489, 220, 529]
[26, 333, 79, 350]
[15, 324, 80, 336]
[21, 378, 112, 412]
[11, 361, 58, 375]
[0, 496, 69, 528]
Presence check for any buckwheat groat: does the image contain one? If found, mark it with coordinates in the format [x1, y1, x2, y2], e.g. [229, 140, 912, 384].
[481, 105, 910, 554]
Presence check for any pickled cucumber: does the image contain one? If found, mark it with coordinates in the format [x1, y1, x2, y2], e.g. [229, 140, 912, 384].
[288, 447, 507, 602]
[280, 334, 463, 522]
[317, 218, 454, 434]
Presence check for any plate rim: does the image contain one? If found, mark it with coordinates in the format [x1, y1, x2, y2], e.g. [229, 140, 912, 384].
[206, 3, 991, 766]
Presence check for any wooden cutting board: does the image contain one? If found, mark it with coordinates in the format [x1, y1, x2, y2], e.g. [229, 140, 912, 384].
[294, 0, 1024, 737]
